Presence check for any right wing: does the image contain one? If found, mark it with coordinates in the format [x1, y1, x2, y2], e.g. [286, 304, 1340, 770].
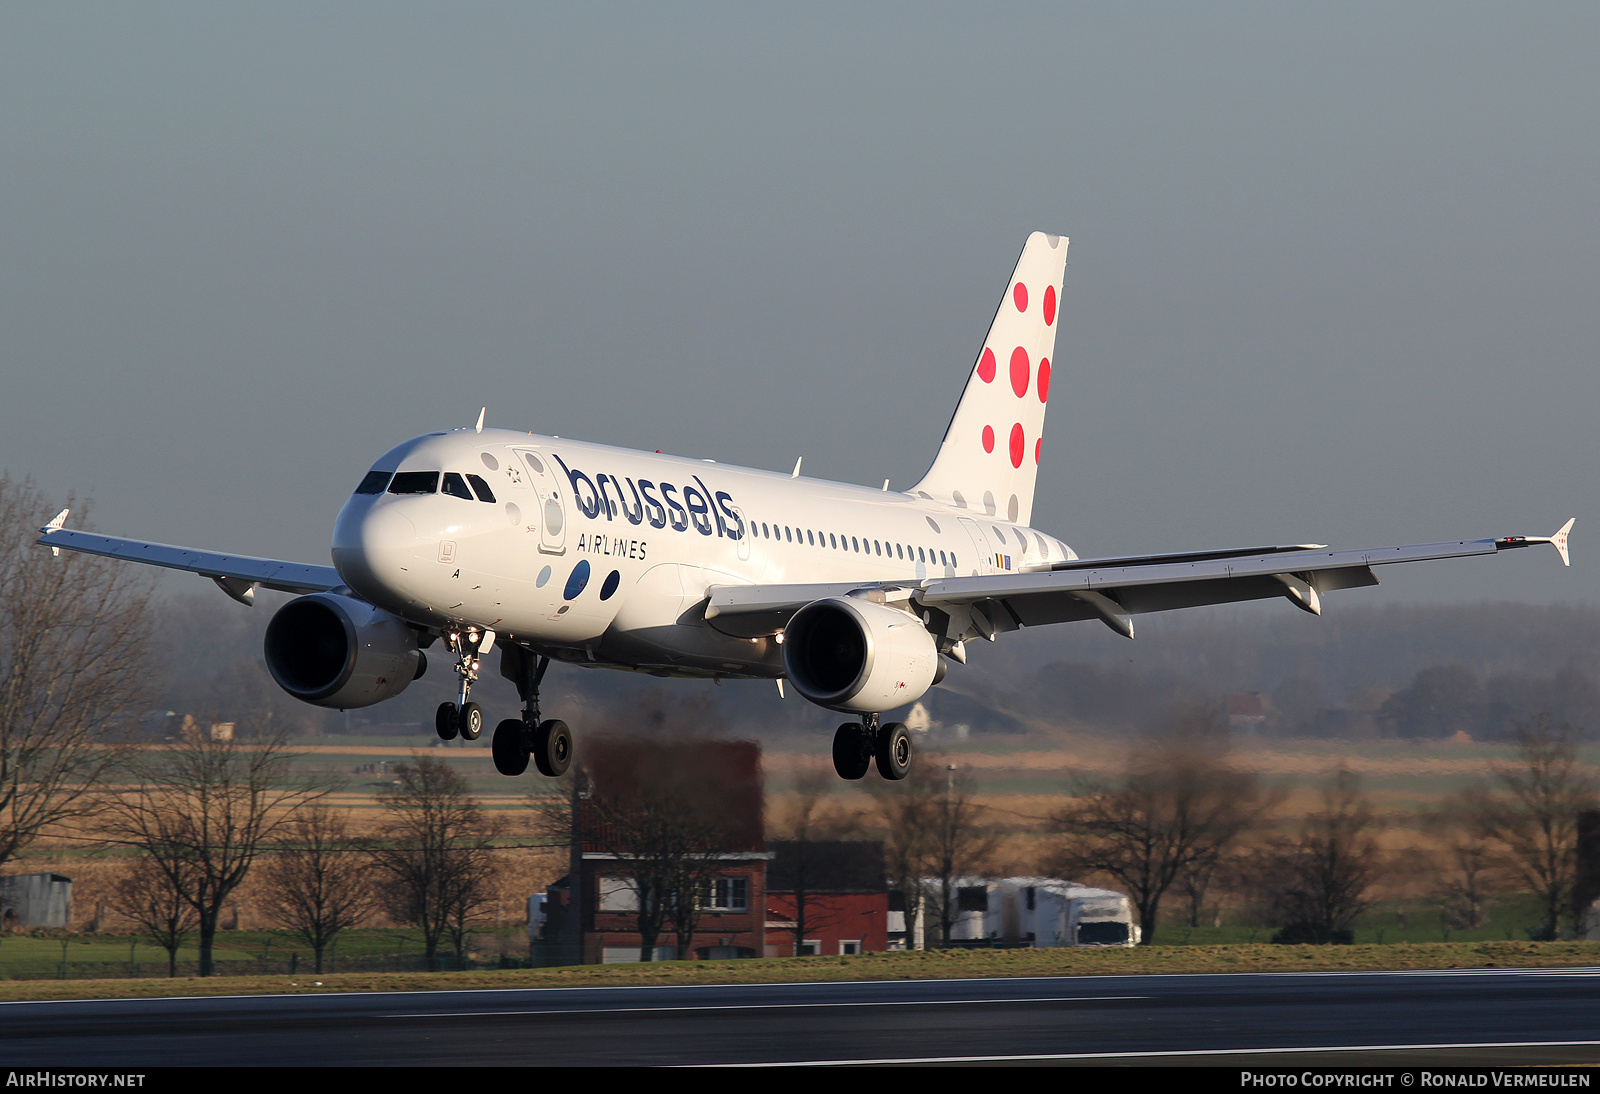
[704, 520, 1574, 643]
[36, 513, 341, 605]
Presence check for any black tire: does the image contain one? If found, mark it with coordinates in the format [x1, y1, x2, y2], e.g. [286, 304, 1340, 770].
[832, 723, 870, 780]
[459, 701, 484, 741]
[533, 719, 573, 777]
[435, 702, 459, 741]
[875, 722, 912, 780]
[492, 719, 530, 776]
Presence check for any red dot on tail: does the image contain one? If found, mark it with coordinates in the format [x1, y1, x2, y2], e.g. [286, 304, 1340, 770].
[1035, 437, 1042, 464]
[1013, 283, 1028, 312]
[977, 347, 996, 383]
[1009, 423, 1024, 468]
[1010, 347, 1030, 398]
[1044, 285, 1056, 326]
[1037, 357, 1051, 403]
[982, 425, 994, 453]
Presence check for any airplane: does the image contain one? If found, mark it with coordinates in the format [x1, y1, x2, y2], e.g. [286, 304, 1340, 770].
[36, 232, 1575, 782]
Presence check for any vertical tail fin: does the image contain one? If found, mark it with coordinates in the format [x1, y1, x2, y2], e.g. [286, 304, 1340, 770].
[910, 232, 1068, 526]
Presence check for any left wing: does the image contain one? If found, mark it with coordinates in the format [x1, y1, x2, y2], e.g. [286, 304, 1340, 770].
[705, 520, 1574, 643]
[36, 512, 342, 605]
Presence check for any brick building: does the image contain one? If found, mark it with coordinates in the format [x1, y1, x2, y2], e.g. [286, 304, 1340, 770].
[765, 840, 889, 957]
[541, 738, 772, 963]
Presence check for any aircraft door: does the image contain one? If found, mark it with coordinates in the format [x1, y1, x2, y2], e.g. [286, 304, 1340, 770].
[516, 449, 567, 555]
[733, 507, 750, 562]
[957, 517, 994, 576]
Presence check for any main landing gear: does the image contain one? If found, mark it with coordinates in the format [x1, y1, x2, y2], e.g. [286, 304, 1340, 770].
[832, 714, 911, 782]
[432, 630, 573, 778]
[491, 646, 572, 779]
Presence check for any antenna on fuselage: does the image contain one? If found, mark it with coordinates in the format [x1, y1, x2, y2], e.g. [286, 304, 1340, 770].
[792, 457, 802, 478]
[474, 408, 486, 433]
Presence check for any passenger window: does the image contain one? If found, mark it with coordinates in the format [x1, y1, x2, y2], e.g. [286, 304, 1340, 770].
[939, 551, 948, 565]
[466, 474, 497, 503]
[851, 537, 859, 552]
[829, 534, 837, 549]
[807, 530, 815, 546]
[895, 544, 903, 559]
[355, 470, 392, 495]
[762, 523, 770, 539]
[918, 547, 926, 563]
[442, 473, 474, 501]
[874, 541, 882, 556]
[785, 527, 793, 543]
[388, 471, 440, 495]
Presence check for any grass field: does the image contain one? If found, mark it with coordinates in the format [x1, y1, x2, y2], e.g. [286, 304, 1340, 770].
[1, 939, 1598, 1003]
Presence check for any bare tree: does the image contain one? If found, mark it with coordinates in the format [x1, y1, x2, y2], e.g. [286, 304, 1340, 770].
[1050, 716, 1276, 944]
[100, 722, 326, 975]
[1434, 841, 1500, 931]
[368, 756, 498, 971]
[1463, 715, 1598, 939]
[873, 757, 942, 949]
[919, 761, 1003, 945]
[0, 477, 154, 868]
[572, 740, 756, 961]
[1258, 766, 1380, 944]
[773, 767, 866, 954]
[1425, 801, 1505, 932]
[259, 806, 376, 973]
[111, 854, 199, 978]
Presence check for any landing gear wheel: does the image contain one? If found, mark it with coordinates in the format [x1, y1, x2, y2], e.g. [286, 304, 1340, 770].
[533, 719, 573, 777]
[458, 701, 484, 741]
[875, 722, 912, 781]
[492, 719, 530, 776]
[832, 723, 870, 780]
[435, 702, 459, 741]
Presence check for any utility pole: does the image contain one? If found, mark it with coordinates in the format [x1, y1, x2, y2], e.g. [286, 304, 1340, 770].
[566, 770, 586, 965]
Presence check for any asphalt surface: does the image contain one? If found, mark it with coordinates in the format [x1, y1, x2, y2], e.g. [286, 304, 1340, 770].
[3, 968, 1600, 1066]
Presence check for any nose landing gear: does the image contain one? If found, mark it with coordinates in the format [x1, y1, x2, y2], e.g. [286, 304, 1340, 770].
[831, 714, 912, 781]
[434, 627, 494, 741]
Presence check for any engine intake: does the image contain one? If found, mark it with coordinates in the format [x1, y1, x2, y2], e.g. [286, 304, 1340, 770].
[264, 593, 420, 709]
[782, 596, 941, 713]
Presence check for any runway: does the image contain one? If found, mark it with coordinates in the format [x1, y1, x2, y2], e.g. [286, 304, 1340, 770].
[4, 968, 1600, 1067]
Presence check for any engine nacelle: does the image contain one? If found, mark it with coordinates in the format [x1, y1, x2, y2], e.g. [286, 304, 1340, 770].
[782, 596, 942, 713]
[264, 593, 422, 710]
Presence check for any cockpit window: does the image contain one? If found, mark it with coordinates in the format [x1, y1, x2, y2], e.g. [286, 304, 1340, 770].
[389, 471, 441, 495]
[442, 472, 474, 501]
[355, 470, 392, 495]
[466, 474, 497, 503]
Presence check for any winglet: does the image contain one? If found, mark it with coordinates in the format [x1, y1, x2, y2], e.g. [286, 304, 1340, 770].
[1552, 517, 1574, 567]
[41, 509, 68, 557]
[1495, 518, 1574, 566]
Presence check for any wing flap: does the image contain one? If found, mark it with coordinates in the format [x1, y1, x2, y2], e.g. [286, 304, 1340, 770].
[36, 527, 342, 596]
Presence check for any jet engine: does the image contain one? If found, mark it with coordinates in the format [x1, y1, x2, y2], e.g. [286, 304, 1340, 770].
[781, 596, 943, 713]
[264, 593, 423, 710]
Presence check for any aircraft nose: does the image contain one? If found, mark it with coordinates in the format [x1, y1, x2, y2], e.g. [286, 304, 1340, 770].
[332, 502, 418, 607]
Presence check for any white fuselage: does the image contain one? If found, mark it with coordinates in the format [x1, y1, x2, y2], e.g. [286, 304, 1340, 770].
[332, 428, 1076, 679]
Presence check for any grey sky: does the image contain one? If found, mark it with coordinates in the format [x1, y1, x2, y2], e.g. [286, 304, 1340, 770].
[2, 3, 1595, 608]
